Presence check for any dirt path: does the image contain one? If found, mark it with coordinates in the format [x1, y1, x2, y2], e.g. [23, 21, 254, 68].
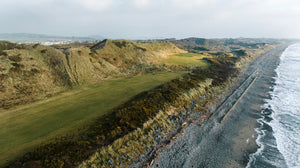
[150, 44, 289, 168]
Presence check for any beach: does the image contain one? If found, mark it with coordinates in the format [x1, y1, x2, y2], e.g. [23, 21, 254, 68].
[150, 44, 290, 168]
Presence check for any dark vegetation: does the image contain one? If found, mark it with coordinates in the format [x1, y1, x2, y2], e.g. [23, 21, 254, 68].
[9, 56, 238, 168]
[8, 55, 22, 62]
[231, 49, 248, 57]
[9, 63, 25, 73]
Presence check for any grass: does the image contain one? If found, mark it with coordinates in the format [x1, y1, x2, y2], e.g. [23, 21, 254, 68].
[7, 53, 241, 167]
[0, 72, 187, 167]
[164, 53, 211, 68]
[81, 79, 213, 167]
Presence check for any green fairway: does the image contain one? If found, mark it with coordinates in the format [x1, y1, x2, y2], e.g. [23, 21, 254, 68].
[164, 53, 211, 68]
[0, 72, 186, 166]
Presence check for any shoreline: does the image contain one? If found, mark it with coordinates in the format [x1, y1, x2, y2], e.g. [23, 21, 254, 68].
[150, 44, 290, 167]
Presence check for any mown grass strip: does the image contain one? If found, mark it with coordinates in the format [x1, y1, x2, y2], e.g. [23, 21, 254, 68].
[164, 53, 211, 67]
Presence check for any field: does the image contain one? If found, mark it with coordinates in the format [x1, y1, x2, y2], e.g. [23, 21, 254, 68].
[164, 53, 211, 68]
[0, 72, 187, 166]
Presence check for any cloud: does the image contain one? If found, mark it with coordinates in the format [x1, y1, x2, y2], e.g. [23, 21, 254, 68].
[132, 0, 152, 9]
[73, 0, 115, 12]
[170, 0, 213, 10]
[0, 0, 300, 38]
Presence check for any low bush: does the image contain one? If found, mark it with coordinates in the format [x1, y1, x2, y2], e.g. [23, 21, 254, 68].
[9, 63, 24, 73]
[8, 55, 22, 62]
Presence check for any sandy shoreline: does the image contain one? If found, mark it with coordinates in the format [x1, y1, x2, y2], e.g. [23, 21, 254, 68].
[150, 44, 290, 168]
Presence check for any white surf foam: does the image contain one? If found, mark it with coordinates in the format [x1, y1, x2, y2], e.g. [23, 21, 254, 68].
[248, 43, 300, 168]
[268, 43, 300, 168]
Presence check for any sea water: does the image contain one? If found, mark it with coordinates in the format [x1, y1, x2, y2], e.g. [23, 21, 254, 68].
[247, 43, 300, 168]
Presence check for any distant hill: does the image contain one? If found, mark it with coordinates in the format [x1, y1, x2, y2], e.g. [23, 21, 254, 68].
[135, 37, 277, 53]
[168, 37, 276, 52]
[0, 33, 103, 43]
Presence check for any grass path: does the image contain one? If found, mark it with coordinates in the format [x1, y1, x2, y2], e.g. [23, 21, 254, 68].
[0, 72, 186, 166]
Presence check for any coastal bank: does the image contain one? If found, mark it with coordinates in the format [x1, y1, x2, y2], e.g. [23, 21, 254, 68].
[150, 44, 290, 168]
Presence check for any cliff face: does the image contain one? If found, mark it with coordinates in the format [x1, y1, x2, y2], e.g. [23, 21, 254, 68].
[0, 40, 185, 109]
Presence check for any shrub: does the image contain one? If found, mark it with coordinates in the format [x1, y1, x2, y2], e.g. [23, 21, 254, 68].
[113, 41, 127, 48]
[0, 51, 8, 56]
[50, 56, 62, 67]
[41, 49, 47, 53]
[8, 55, 22, 62]
[0, 66, 6, 71]
[30, 68, 40, 74]
[33, 44, 39, 49]
[10, 63, 24, 73]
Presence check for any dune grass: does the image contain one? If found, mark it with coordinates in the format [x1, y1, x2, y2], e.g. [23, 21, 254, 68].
[0, 72, 187, 167]
[164, 53, 211, 68]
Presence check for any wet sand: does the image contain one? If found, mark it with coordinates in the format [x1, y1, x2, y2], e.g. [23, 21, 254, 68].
[151, 44, 289, 168]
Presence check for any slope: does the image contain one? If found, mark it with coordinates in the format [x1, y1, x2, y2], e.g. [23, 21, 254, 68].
[0, 40, 186, 109]
[0, 72, 187, 167]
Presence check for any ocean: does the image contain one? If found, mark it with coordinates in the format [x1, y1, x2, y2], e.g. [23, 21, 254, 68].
[247, 43, 300, 168]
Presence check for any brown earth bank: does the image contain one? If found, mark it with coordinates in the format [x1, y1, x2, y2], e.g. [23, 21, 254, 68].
[148, 44, 290, 168]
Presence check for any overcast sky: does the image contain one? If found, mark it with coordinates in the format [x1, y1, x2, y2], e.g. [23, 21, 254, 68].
[1, 0, 300, 39]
